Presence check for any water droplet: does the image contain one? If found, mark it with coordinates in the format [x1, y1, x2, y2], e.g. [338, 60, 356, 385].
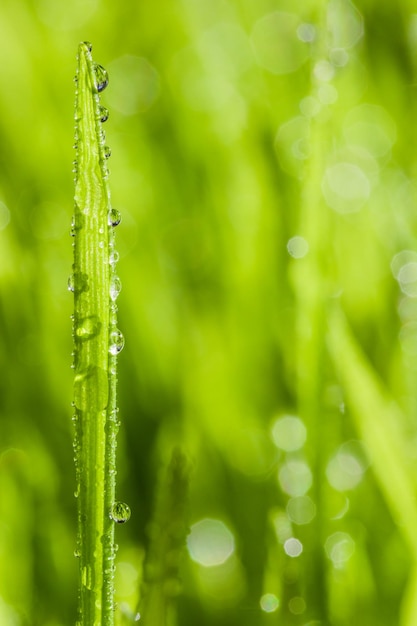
[109, 250, 119, 265]
[110, 276, 122, 301]
[75, 316, 101, 341]
[103, 146, 111, 159]
[72, 159, 78, 174]
[108, 208, 121, 227]
[110, 501, 131, 524]
[94, 64, 109, 93]
[82, 41, 93, 52]
[68, 274, 75, 292]
[99, 105, 109, 123]
[68, 271, 89, 294]
[109, 329, 124, 355]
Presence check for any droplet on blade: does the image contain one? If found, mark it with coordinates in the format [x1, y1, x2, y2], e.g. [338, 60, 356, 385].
[99, 105, 109, 123]
[94, 64, 109, 93]
[68, 271, 89, 294]
[110, 501, 131, 524]
[110, 276, 122, 301]
[108, 208, 121, 227]
[75, 316, 101, 341]
[82, 41, 93, 52]
[68, 274, 75, 292]
[109, 329, 124, 355]
[103, 145, 111, 159]
[109, 250, 119, 265]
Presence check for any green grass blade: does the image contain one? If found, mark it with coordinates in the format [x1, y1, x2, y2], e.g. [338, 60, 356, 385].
[327, 307, 417, 559]
[72, 41, 122, 626]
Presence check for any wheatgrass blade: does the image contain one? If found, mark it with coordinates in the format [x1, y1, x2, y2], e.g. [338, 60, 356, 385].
[72, 41, 123, 626]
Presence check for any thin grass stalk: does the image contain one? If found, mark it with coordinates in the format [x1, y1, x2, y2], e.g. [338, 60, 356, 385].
[71, 41, 124, 626]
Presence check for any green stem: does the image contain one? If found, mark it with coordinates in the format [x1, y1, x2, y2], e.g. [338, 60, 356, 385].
[71, 42, 122, 626]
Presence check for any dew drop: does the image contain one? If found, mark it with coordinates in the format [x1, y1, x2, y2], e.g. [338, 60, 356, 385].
[68, 274, 75, 292]
[110, 501, 131, 524]
[110, 276, 122, 301]
[103, 146, 111, 159]
[94, 64, 109, 93]
[75, 316, 101, 341]
[109, 329, 124, 355]
[82, 41, 93, 52]
[68, 271, 89, 294]
[109, 250, 120, 265]
[108, 208, 121, 227]
[99, 105, 109, 123]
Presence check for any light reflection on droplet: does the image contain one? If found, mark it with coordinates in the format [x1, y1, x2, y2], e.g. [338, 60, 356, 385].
[272, 415, 307, 452]
[260, 593, 280, 613]
[287, 236, 309, 259]
[271, 415, 307, 451]
[397, 263, 417, 297]
[329, 48, 350, 66]
[391, 250, 417, 277]
[326, 441, 368, 492]
[322, 162, 370, 213]
[325, 531, 355, 567]
[297, 23, 316, 43]
[327, 0, 364, 49]
[278, 460, 313, 497]
[289, 596, 306, 615]
[291, 138, 310, 160]
[284, 537, 303, 557]
[187, 518, 235, 567]
[251, 12, 310, 75]
[300, 96, 321, 117]
[313, 59, 335, 82]
[286, 496, 316, 525]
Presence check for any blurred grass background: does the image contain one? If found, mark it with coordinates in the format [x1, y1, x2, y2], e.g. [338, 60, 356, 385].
[1, 0, 417, 624]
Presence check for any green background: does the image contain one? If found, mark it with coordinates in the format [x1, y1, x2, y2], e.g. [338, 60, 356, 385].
[0, 0, 416, 624]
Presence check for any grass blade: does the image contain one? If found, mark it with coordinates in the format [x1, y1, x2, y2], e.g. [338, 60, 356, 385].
[72, 41, 122, 626]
